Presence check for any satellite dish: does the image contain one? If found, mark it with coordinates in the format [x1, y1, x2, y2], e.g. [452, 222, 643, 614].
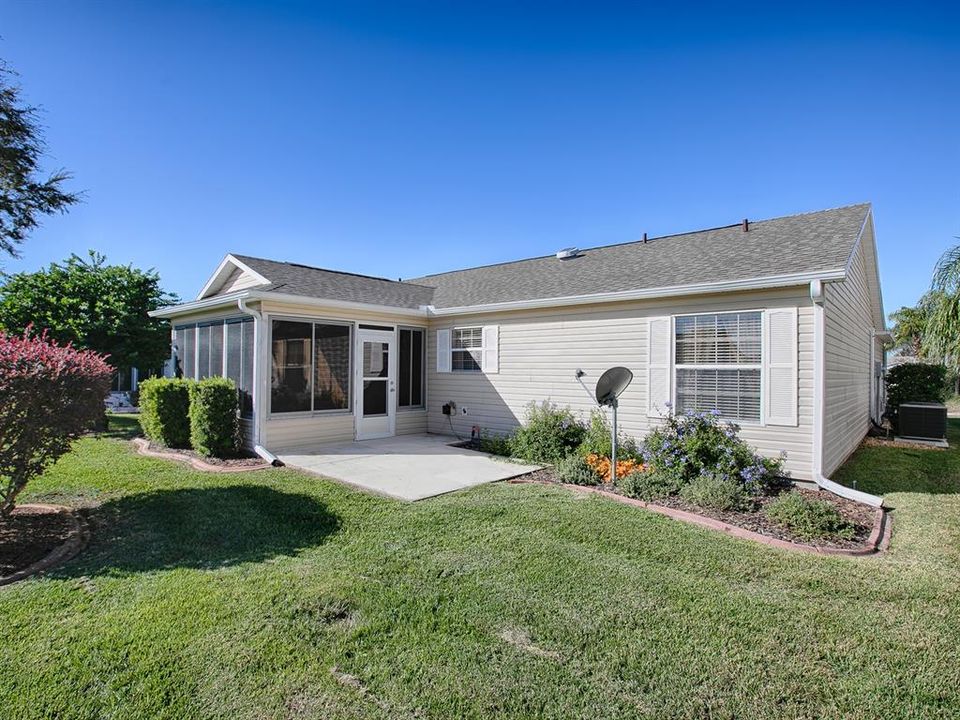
[594, 367, 634, 485]
[595, 367, 633, 407]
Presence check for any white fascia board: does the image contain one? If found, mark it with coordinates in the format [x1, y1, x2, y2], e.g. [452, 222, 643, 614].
[427, 269, 847, 317]
[150, 292, 251, 318]
[151, 290, 428, 320]
[195, 254, 271, 300]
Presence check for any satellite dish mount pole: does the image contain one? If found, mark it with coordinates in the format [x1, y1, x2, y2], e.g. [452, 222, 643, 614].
[610, 397, 618, 486]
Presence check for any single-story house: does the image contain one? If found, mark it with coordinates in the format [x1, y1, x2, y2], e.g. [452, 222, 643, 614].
[151, 203, 888, 504]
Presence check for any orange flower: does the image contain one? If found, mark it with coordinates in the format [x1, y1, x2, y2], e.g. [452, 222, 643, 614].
[584, 454, 646, 483]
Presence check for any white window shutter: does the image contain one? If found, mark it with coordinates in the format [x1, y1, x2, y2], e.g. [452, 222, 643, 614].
[482, 325, 499, 373]
[647, 316, 672, 418]
[436, 329, 451, 373]
[764, 308, 798, 426]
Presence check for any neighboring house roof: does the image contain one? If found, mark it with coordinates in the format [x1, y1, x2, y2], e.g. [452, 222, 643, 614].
[219, 254, 436, 310]
[165, 203, 874, 318]
[408, 204, 872, 309]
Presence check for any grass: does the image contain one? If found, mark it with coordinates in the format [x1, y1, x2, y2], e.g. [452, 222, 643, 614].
[1, 415, 959, 719]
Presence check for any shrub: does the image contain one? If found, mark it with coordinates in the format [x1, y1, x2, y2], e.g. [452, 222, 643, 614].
[0, 329, 112, 516]
[479, 430, 513, 457]
[885, 363, 948, 429]
[616, 468, 682, 501]
[139, 377, 193, 448]
[510, 401, 585, 464]
[579, 409, 641, 461]
[555, 454, 601, 485]
[642, 410, 783, 496]
[680, 473, 750, 511]
[765, 492, 856, 541]
[189, 377, 241, 458]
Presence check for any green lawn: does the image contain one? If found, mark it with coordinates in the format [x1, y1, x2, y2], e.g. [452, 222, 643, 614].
[1, 416, 959, 719]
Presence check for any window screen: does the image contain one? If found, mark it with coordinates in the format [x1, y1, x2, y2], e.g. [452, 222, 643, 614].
[270, 319, 351, 414]
[399, 328, 424, 407]
[314, 324, 351, 411]
[271, 320, 312, 413]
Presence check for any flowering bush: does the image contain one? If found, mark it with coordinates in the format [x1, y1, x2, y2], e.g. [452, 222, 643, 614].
[584, 453, 646, 483]
[0, 328, 112, 516]
[642, 408, 784, 498]
[510, 401, 585, 464]
[579, 409, 641, 461]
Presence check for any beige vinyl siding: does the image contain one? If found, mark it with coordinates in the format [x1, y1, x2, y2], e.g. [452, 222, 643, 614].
[397, 409, 428, 435]
[822, 236, 875, 476]
[262, 413, 355, 450]
[427, 287, 815, 479]
[219, 265, 267, 294]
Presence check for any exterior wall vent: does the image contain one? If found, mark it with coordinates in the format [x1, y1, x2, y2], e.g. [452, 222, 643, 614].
[556, 247, 581, 260]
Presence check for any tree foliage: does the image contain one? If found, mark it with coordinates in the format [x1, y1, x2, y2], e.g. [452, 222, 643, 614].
[0, 328, 112, 516]
[0, 251, 178, 372]
[0, 61, 79, 258]
[922, 239, 960, 368]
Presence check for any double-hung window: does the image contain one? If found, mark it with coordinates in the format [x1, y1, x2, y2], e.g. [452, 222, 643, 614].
[674, 312, 762, 423]
[452, 327, 483, 372]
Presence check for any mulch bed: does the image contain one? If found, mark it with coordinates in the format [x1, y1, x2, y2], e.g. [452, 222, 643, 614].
[516, 468, 879, 552]
[133, 438, 271, 472]
[0, 505, 83, 581]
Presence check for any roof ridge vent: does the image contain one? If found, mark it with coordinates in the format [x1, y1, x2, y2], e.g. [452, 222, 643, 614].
[556, 247, 582, 260]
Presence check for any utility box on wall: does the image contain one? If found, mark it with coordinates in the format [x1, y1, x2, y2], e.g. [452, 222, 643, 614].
[898, 402, 947, 443]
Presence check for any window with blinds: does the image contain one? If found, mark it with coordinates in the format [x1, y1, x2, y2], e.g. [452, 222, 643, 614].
[674, 312, 762, 422]
[452, 327, 483, 372]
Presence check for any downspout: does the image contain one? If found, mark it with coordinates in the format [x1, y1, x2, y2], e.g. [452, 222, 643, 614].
[810, 280, 883, 507]
[237, 297, 280, 466]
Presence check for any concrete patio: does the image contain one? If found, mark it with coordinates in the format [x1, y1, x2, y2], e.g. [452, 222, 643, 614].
[276, 434, 542, 501]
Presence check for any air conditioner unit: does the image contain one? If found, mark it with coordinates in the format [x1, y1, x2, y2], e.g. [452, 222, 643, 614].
[898, 402, 947, 442]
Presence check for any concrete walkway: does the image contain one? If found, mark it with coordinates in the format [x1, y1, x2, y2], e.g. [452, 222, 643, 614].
[277, 434, 542, 501]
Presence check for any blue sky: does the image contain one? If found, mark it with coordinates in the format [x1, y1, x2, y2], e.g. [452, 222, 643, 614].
[1, 1, 957, 316]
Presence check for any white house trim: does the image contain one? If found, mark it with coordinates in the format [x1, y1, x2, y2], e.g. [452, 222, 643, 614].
[196, 254, 272, 300]
[426, 269, 847, 317]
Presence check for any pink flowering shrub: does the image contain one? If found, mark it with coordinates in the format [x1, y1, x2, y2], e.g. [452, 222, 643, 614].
[0, 328, 112, 516]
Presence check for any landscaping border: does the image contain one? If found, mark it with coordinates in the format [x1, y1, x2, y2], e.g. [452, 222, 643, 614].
[0, 504, 87, 587]
[509, 477, 890, 557]
[132, 437, 271, 473]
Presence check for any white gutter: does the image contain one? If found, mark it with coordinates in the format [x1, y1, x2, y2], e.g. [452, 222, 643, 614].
[427, 268, 847, 317]
[150, 289, 429, 319]
[810, 279, 884, 507]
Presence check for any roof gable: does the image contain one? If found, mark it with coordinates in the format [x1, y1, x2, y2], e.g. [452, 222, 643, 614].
[197, 254, 271, 299]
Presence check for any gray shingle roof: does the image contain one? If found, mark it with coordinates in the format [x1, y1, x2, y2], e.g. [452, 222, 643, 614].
[408, 204, 870, 309]
[230, 255, 435, 309]
[228, 204, 869, 311]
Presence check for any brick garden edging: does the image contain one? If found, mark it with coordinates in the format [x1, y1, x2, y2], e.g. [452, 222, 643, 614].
[509, 477, 890, 557]
[0, 504, 87, 587]
[132, 437, 272, 473]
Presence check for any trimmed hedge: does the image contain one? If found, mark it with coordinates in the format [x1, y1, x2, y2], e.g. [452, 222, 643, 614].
[885, 363, 947, 429]
[189, 377, 240, 458]
[139, 378, 193, 448]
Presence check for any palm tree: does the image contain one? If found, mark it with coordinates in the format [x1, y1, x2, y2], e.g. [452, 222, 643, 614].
[925, 240, 960, 392]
